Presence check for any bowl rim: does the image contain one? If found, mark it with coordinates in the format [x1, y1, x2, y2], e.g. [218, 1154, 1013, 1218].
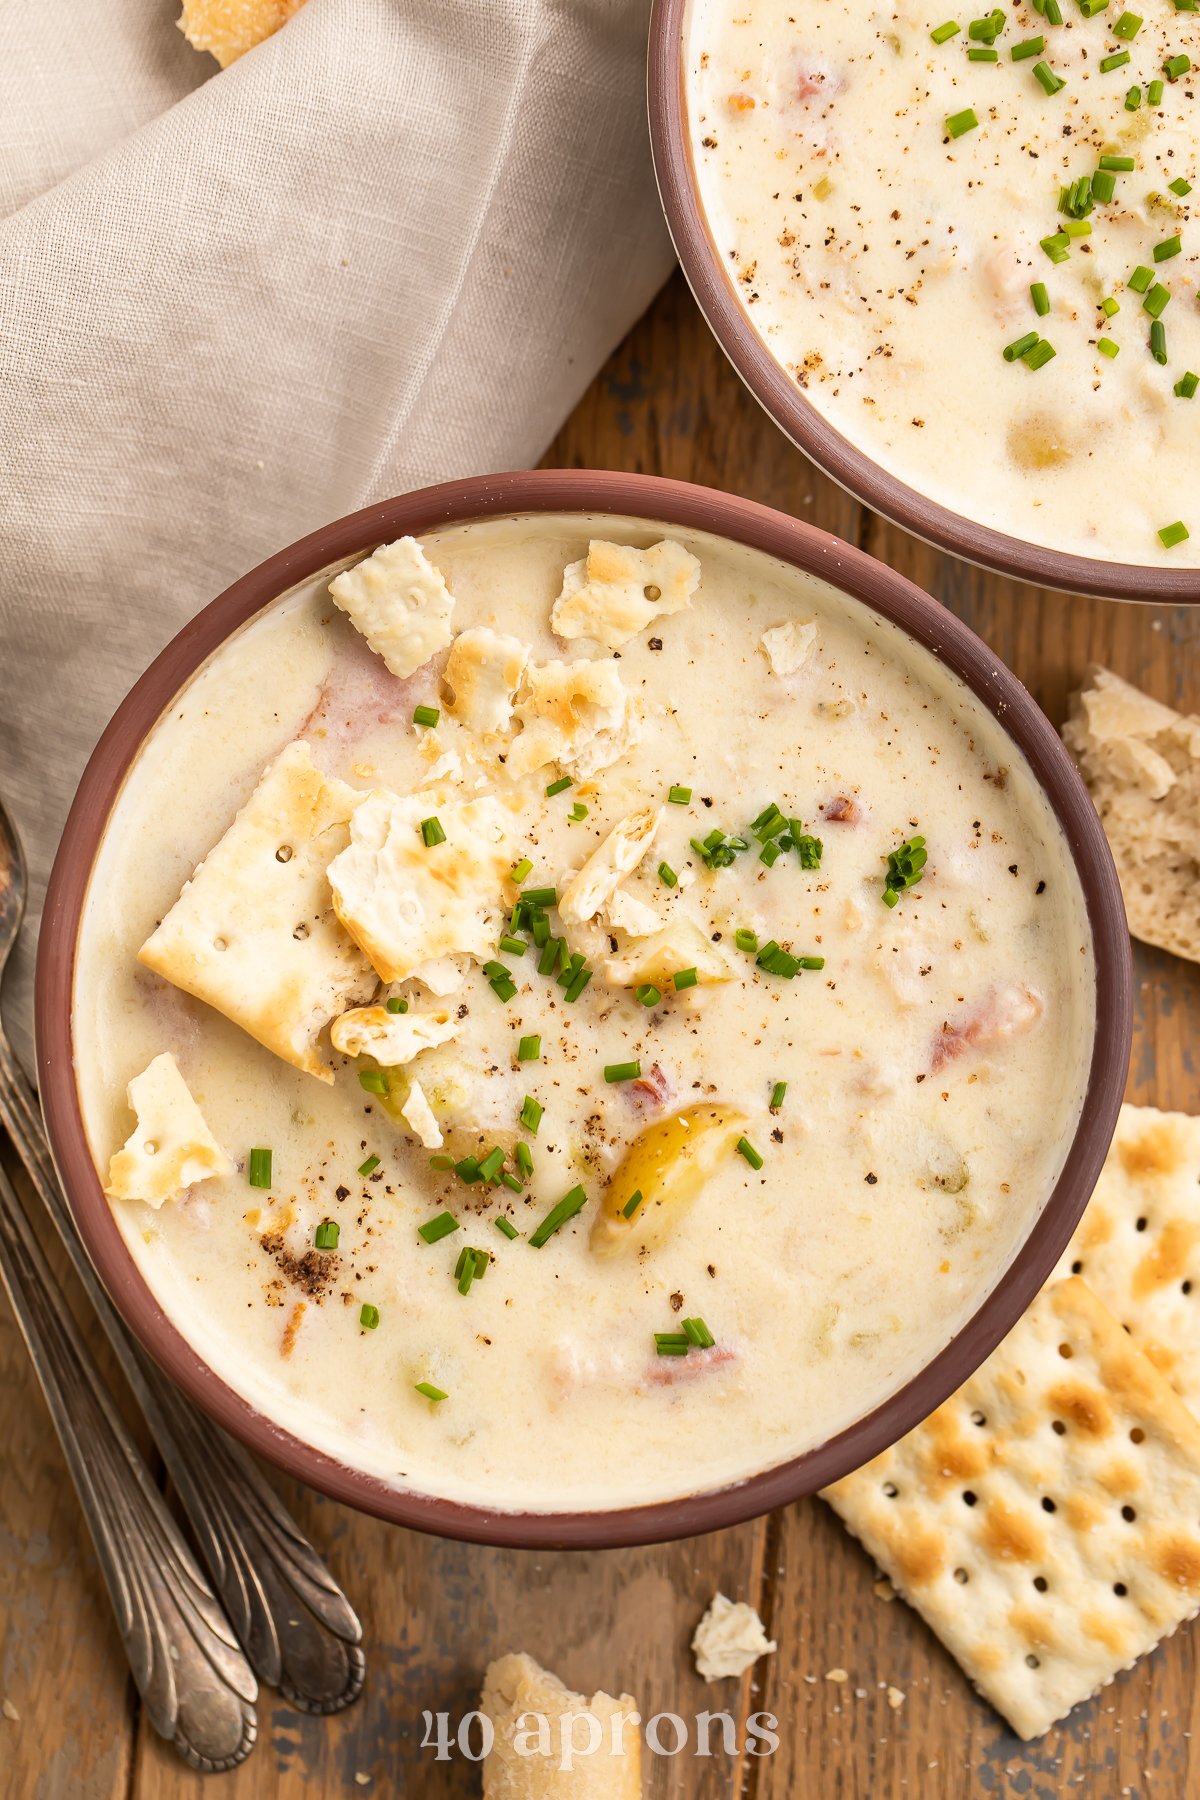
[36, 468, 1131, 1549]
[646, 0, 1200, 604]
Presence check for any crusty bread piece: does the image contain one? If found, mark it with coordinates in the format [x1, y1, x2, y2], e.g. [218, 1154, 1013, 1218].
[1053, 1103, 1200, 1412]
[178, 0, 307, 68]
[1062, 665, 1200, 963]
[481, 1652, 641, 1799]
[823, 1279, 1200, 1739]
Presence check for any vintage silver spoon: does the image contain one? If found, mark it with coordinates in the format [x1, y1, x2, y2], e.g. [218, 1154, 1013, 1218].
[0, 796, 365, 1736]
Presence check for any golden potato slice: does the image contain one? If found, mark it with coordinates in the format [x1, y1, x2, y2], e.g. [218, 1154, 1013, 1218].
[591, 1103, 746, 1257]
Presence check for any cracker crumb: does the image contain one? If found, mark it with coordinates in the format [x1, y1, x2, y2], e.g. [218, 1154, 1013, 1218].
[888, 1686, 906, 1711]
[873, 1578, 897, 1602]
[2, 1698, 18, 1722]
[825, 1668, 849, 1683]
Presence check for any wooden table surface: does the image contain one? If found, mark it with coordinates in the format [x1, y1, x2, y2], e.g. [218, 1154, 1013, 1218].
[4, 272, 1199, 1800]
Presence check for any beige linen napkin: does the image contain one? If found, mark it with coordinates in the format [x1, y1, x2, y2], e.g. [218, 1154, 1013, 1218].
[0, 0, 674, 1071]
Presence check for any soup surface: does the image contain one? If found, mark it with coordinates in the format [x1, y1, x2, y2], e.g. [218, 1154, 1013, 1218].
[686, 0, 1200, 568]
[75, 513, 1095, 1512]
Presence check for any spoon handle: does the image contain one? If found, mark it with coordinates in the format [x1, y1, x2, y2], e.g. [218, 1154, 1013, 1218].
[0, 1159, 258, 1771]
[0, 1033, 365, 1713]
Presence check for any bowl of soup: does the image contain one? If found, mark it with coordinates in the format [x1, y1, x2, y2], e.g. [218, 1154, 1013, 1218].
[650, 0, 1200, 597]
[36, 470, 1130, 1546]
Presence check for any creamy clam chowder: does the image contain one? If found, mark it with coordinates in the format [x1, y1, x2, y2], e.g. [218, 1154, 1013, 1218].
[687, 0, 1200, 567]
[74, 514, 1095, 1512]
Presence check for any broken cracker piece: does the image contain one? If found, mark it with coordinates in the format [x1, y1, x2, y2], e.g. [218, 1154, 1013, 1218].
[506, 658, 636, 782]
[550, 539, 700, 651]
[139, 741, 374, 1080]
[329, 537, 455, 680]
[178, 0, 307, 67]
[400, 1079, 442, 1150]
[1053, 1103, 1200, 1413]
[327, 787, 513, 984]
[443, 627, 529, 734]
[823, 1278, 1200, 1739]
[692, 1594, 777, 1682]
[559, 807, 662, 926]
[330, 1004, 459, 1065]
[105, 1053, 234, 1208]
[760, 619, 817, 678]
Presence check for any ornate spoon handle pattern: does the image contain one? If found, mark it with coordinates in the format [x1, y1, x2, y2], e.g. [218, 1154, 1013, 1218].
[0, 1160, 258, 1771]
[0, 1032, 365, 1713]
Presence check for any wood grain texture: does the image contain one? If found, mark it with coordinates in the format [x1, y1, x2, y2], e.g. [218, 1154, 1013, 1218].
[3, 269, 1199, 1798]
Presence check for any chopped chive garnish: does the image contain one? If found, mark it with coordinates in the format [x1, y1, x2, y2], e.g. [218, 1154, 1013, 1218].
[1175, 371, 1199, 398]
[522, 885, 557, 906]
[968, 45, 999, 58]
[931, 17, 961, 39]
[529, 1184, 588, 1247]
[1144, 283, 1171, 318]
[499, 934, 528, 958]
[622, 1189, 645, 1219]
[568, 802, 589, 822]
[1148, 78, 1164, 103]
[420, 816, 446, 848]
[456, 1247, 488, 1295]
[415, 1381, 447, 1402]
[386, 995, 409, 1013]
[1169, 177, 1193, 197]
[248, 1147, 272, 1189]
[490, 974, 518, 1003]
[1099, 49, 1130, 70]
[514, 1141, 534, 1178]
[360, 1303, 380, 1330]
[456, 1156, 482, 1184]
[314, 1219, 340, 1250]
[658, 861, 678, 887]
[1150, 320, 1168, 363]
[1062, 219, 1091, 238]
[759, 840, 783, 867]
[564, 967, 592, 1002]
[537, 935, 563, 977]
[1031, 281, 1050, 315]
[545, 776, 572, 797]
[751, 802, 789, 842]
[673, 967, 699, 991]
[520, 1095, 544, 1134]
[1041, 232, 1071, 263]
[1125, 84, 1142, 109]
[500, 1171, 523, 1193]
[792, 831, 823, 869]
[1012, 33, 1045, 56]
[797, 954, 826, 970]
[736, 1136, 764, 1171]
[770, 1081, 788, 1111]
[1159, 521, 1190, 548]
[635, 983, 662, 1006]
[531, 914, 550, 947]
[357, 1154, 380, 1177]
[1098, 336, 1121, 358]
[1154, 235, 1183, 263]
[1077, 0, 1107, 12]
[682, 1317, 716, 1349]
[1091, 170, 1116, 203]
[1164, 54, 1191, 79]
[1023, 338, 1057, 369]
[518, 1034, 541, 1061]
[605, 1060, 642, 1083]
[1128, 263, 1154, 292]
[495, 1215, 520, 1239]
[883, 835, 928, 904]
[419, 1211, 459, 1243]
[734, 928, 759, 953]
[1101, 295, 1120, 316]
[359, 1067, 389, 1095]
[945, 107, 979, 138]
[510, 857, 533, 884]
[1033, 60, 1066, 93]
[668, 785, 692, 805]
[757, 941, 801, 979]
[1045, 0, 1063, 20]
[1113, 6, 1141, 32]
[478, 1146, 506, 1183]
[655, 1334, 690, 1356]
[1004, 331, 1040, 362]
[429, 1153, 456, 1171]
[412, 704, 440, 727]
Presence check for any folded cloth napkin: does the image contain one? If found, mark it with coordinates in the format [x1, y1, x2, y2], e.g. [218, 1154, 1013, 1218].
[0, 0, 674, 1073]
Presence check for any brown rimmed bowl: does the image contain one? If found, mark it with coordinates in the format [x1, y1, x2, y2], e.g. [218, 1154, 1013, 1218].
[648, 0, 1200, 604]
[36, 469, 1132, 1548]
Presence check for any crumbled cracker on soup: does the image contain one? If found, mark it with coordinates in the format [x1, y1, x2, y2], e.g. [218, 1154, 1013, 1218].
[329, 537, 456, 681]
[550, 539, 700, 651]
[106, 1053, 234, 1208]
